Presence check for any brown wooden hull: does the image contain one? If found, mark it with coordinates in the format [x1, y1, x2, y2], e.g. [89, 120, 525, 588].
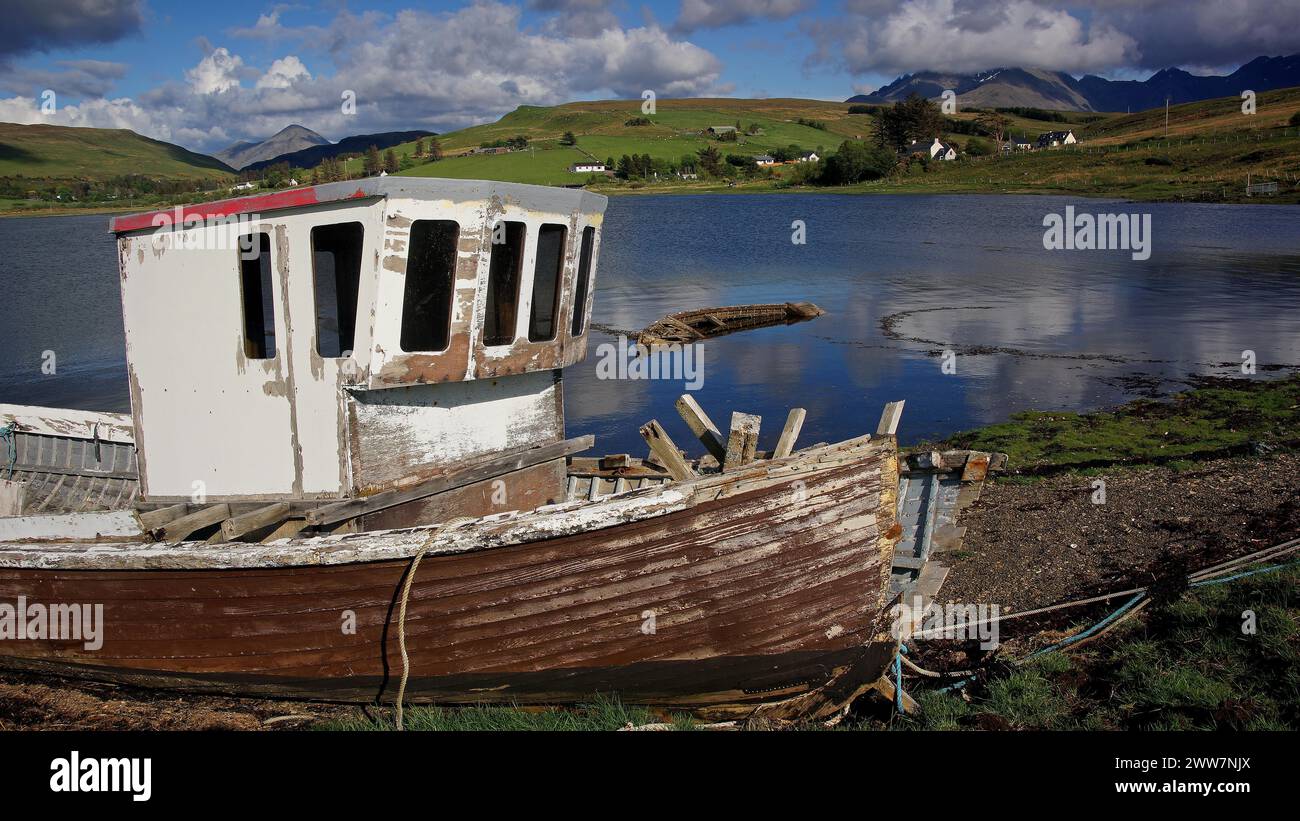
[0, 437, 900, 718]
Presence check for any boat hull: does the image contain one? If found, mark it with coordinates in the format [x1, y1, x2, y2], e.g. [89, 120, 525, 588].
[0, 437, 900, 718]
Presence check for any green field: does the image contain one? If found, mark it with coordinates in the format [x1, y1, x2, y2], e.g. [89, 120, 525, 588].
[0, 122, 233, 180]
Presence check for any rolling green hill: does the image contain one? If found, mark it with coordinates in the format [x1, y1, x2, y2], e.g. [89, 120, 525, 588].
[0, 122, 234, 179]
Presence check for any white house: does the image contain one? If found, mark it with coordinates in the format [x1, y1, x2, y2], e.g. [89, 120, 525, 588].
[753, 155, 777, 167]
[1037, 130, 1077, 148]
[907, 138, 956, 161]
[231, 181, 257, 192]
[570, 162, 607, 173]
[795, 151, 820, 163]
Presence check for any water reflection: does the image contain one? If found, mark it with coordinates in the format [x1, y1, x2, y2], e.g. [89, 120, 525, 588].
[1, 196, 1298, 457]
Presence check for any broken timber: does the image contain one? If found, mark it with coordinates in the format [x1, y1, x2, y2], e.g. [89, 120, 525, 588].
[306, 436, 594, 527]
[773, 408, 806, 459]
[675, 395, 727, 463]
[723, 412, 760, 472]
[638, 421, 697, 481]
[637, 302, 825, 346]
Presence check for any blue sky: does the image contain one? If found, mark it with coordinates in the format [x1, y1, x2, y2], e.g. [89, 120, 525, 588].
[2, 1, 1296, 152]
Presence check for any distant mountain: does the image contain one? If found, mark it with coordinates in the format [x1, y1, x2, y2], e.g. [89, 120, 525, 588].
[848, 54, 1300, 112]
[214, 124, 329, 170]
[0, 122, 234, 179]
[245, 130, 437, 172]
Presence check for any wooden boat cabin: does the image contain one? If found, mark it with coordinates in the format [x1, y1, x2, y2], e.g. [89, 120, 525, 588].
[103, 178, 604, 528]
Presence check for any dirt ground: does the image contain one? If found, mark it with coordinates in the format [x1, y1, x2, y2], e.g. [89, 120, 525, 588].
[0, 674, 355, 731]
[941, 452, 1300, 612]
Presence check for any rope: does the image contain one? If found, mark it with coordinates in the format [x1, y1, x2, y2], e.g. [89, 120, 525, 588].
[894, 644, 907, 714]
[904, 547, 1300, 692]
[0, 425, 15, 480]
[393, 528, 444, 731]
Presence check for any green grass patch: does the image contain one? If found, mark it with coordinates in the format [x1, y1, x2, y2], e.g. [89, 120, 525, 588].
[944, 375, 1300, 472]
[901, 565, 1300, 731]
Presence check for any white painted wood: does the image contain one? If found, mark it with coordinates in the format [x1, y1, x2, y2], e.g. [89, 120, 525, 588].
[0, 479, 26, 516]
[0, 404, 134, 444]
[0, 510, 142, 541]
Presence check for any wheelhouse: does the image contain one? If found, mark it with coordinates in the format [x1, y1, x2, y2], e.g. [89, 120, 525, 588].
[110, 178, 606, 515]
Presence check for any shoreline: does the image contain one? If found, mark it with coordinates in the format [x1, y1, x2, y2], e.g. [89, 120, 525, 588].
[4, 178, 1298, 219]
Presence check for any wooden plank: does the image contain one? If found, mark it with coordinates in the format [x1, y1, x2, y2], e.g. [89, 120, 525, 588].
[638, 420, 696, 482]
[772, 408, 807, 459]
[220, 502, 291, 541]
[260, 518, 307, 544]
[675, 394, 727, 462]
[306, 436, 594, 527]
[137, 503, 190, 530]
[876, 400, 905, 436]
[723, 412, 760, 472]
[156, 503, 231, 542]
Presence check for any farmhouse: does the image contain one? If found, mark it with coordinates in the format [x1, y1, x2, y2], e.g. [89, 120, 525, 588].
[1037, 130, 1077, 148]
[905, 138, 957, 161]
[570, 161, 607, 173]
[753, 155, 776, 167]
[795, 151, 820, 163]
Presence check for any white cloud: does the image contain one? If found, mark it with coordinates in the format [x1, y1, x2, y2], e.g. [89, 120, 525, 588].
[256, 55, 311, 89]
[0, 2, 727, 153]
[810, 0, 1139, 76]
[186, 47, 243, 94]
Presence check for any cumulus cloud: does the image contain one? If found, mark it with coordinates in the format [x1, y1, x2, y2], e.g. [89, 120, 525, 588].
[256, 55, 312, 89]
[186, 47, 244, 95]
[1, 0, 143, 57]
[811, 0, 1300, 79]
[0, 2, 726, 152]
[809, 0, 1138, 76]
[673, 0, 813, 33]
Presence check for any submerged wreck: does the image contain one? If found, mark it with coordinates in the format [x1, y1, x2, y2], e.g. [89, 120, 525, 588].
[0, 178, 905, 720]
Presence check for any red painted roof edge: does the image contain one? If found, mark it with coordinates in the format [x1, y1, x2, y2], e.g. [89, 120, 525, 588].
[110, 185, 371, 234]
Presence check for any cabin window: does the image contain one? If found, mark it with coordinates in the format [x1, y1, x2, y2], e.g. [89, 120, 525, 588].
[570, 226, 595, 336]
[483, 221, 525, 346]
[311, 222, 364, 358]
[238, 232, 276, 359]
[400, 220, 460, 352]
[527, 223, 567, 342]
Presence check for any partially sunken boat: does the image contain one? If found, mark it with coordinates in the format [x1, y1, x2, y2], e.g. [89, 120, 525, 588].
[0, 178, 903, 720]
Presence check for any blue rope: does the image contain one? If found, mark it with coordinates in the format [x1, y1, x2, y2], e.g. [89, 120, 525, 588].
[894, 644, 908, 713]
[1026, 593, 1146, 659]
[0, 424, 14, 480]
[1191, 560, 1300, 588]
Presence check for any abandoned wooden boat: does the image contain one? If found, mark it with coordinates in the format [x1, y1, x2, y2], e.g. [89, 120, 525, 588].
[637, 301, 825, 346]
[0, 178, 902, 719]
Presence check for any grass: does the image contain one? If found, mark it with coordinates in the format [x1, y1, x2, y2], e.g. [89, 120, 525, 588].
[943, 375, 1300, 472]
[390, 88, 1300, 203]
[901, 565, 1300, 731]
[0, 122, 233, 179]
[316, 693, 696, 731]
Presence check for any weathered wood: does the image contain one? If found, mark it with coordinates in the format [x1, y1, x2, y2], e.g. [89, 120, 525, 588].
[723, 412, 760, 472]
[0, 434, 899, 718]
[0, 479, 27, 516]
[773, 408, 807, 459]
[638, 420, 697, 482]
[876, 400, 905, 436]
[306, 436, 594, 527]
[675, 394, 727, 462]
[260, 518, 307, 544]
[220, 503, 291, 541]
[137, 503, 189, 531]
[869, 674, 919, 714]
[156, 503, 231, 541]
